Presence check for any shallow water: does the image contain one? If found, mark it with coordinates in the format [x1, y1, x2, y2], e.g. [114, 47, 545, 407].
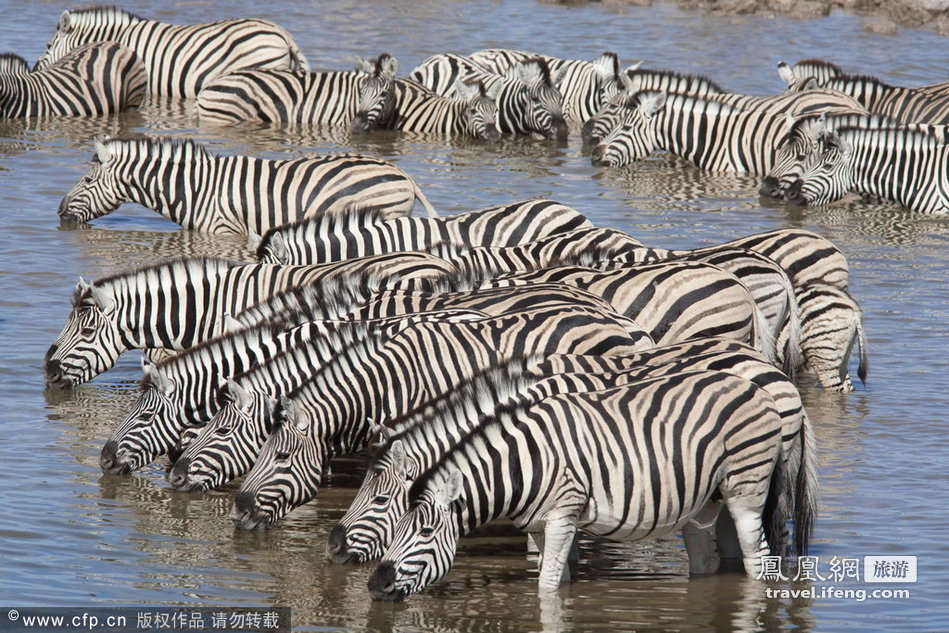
[1, 1, 948, 631]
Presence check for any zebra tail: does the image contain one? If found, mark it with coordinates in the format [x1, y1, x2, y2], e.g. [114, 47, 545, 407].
[793, 410, 819, 557]
[784, 296, 805, 381]
[752, 305, 779, 368]
[288, 42, 310, 73]
[762, 442, 787, 557]
[855, 307, 869, 385]
[414, 186, 440, 218]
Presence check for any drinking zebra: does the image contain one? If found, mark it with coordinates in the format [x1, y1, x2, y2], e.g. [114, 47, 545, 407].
[590, 90, 860, 171]
[785, 126, 949, 214]
[43, 252, 455, 388]
[368, 368, 804, 599]
[330, 338, 815, 566]
[351, 65, 501, 140]
[361, 53, 554, 140]
[194, 54, 391, 127]
[251, 198, 593, 264]
[34, 6, 308, 98]
[58, 136, 438, 232]
[170, 284, 649, 492]
[230, 303, 652, 530]
[1, 43, 145, 118]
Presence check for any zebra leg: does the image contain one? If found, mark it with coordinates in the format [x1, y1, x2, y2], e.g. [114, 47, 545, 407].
[724, 496, 771, 579]
[536, 515, 579, 589]
[682, 501, 723, 574]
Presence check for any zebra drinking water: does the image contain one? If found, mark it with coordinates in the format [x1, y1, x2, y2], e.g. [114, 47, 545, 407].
[34, 6, 308, 98]
[58, 136, 438, 232]
[1, 43, 146, 118]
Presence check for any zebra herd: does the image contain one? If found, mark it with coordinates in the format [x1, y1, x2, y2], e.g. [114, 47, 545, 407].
[19, 4, 901, 602]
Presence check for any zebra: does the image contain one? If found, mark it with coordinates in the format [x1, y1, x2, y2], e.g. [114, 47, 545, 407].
[170, 285, 654, 492]
[582, 66, 863, 145]
[229, 303, 653, 530]
[58, 136, 437, 232]
[1, 42, 146, 118]
[368, 368, 804, 600]
[251, 198, 593, 264]
[421, 49, 622, 130]
[778, 59, 844, 92]
[376, 53, 563, 140]
[193, 54, 390, 127]
[329, 337, 816, 566]
[0, 53, 29, 76]
[44, 252, 456, 388]
[350, 60, 501, 141]
[785, 125, 949, 214]
[816, 74, 949, 125]
[34, 6, 308, 98]
[590, 89, 861, 171]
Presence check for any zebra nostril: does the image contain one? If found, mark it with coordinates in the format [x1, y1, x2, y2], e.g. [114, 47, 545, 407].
[233, 490, 258, 514]
[368, 561, 398, 599]
[326, 523, 349, 559]
[590, 144, 607, 165]
[167, 457, 190, 489]
[759, 176, 781, 199]
[99, 441, 130, 474]
[786, 179, 805, 203]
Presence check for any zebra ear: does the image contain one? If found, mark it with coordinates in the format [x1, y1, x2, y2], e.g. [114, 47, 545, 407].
[87, 283, 115, 314]
[58, 10, 73, 33]
[355, 57, 374, 74]
[435, 470, 464, 506]
[640, 91, 666, 118]
[785, 113, 795, 134]
[247, 231, 262, 251]
[513, 60, 542, 87]
[592, 51, 620, 81]
[280, 395, 307, 430]
[223, 379, 253, 412]
[389, 439, 408, 478]
[220, 312, 242, 333]
[777, 61, 796, 87]
[267, 234, 288, 264]
[453, 79, 479, 101]
[94, 139, 112, 165]
[145, 364, 175, 395]
[825, 131, 852, 156]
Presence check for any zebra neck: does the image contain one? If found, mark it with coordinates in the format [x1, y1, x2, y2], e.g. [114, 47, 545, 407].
[136, 147, 220, 226]
[845, 129, 937, 206]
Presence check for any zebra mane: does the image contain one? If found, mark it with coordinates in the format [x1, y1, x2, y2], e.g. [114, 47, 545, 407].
[143, 320, 287, 387]
[79, 256, 243, 305]
[625, 67, 726, 95]
[100, 134, 214, 163]
[825, 73, 895, 92]
[638, 90, 742, 117]
[253, 204, 390, 260]
[0, 53, 29, 75]
[62, 6, 143, 27]
[834, 124, 947, 149]
[369, 357, 542, 467]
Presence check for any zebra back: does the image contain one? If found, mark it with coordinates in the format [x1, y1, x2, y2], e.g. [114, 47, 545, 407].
[254, 197, 592, 265]
[0, 53, 29, 75]
[35, 6, 308, 97]
[1, 42, 145, 118]
[821, 74, 949, 125]
[195, 67, 368, 126]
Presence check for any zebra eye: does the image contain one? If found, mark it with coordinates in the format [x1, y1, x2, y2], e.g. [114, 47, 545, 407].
[420, 527, 435, 538]
[82, 174, 93, 183]
[373, 495, 389, 505]
[275, 451, 291, 462]
[214, 426, 231, 436]
[81, 326, 96, 336]
[137, 410, 153, 421]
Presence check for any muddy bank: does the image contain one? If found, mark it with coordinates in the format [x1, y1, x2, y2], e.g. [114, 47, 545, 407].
[551, 0, 949, 35]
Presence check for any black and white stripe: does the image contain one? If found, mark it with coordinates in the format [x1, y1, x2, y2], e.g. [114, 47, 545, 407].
[43, 252, 455, 388]
[58, 136, 437, 232]
[252, 198, 592, 264]
[369, 366, 803, 600]
[34, 6, 308, 98]
[228, 303, 650, 529]
[1, 43, 145, 118]
[819, 74, 949, 125]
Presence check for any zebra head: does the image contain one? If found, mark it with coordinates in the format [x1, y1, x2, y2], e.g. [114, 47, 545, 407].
[100, 359, 184, 474]
[454, 79, 502, 142]
[328, 438, 415, 564]
[368, 470, 464, 602]
[581, 88, 627, 145]
[760, 114, 825, 200]
[509, 58, 568, 140]
[59, 140, 128, 225]
[34, 7, 140, 71]
[230, 396, 326, 530]
[45, 278, 124, 388]
[785, 129, 855, 206]
[168, 380, 278, 492]
[590, 90, 666, 167]
[352, 53, 399, 132]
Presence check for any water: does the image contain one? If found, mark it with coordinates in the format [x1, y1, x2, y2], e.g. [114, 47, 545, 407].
[1, 1, 948, 631]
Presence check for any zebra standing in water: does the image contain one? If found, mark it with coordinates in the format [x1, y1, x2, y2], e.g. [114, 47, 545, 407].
[368, 368, 801, 600]
[329, 337, 816, 566]
[194, 54, 392, 127]
[785, 126, 949, 214]
[351, 56, 501, 141]
[407, 53, 567, 140]
[34, 6, 308, 98]
[43, 252, 456, 388]
[251, 198, 593, 264]
[58, 136, 438, 232]
[816, 74, 949, 125]
[1, 43, 146, 118]
[590, 89, 861, 171]
[230, 303, 651, 530]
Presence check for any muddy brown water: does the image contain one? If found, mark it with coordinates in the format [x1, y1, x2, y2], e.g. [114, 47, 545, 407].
[2, 1, 947, 631]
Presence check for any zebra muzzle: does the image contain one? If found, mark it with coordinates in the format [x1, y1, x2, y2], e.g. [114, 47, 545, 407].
[99, 441, 132, 475]
[326, 523, 359, 564]
[367, 561, 406, 602]
[758, 176, 783, 200]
